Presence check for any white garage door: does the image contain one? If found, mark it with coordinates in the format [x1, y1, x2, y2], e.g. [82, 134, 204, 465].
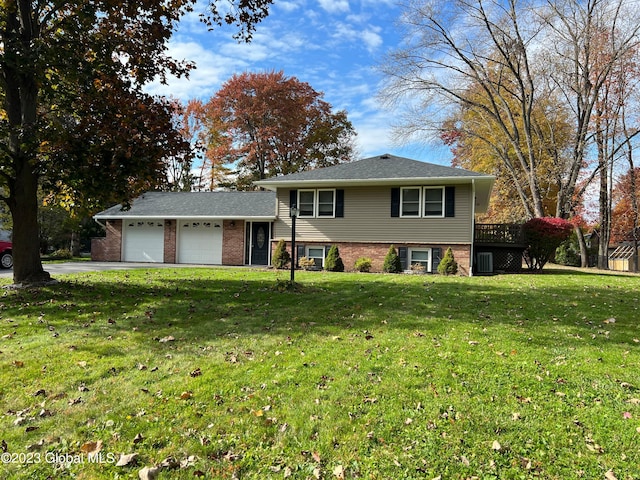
[123, 220, 164, 262]
[178, 220, 222, 265]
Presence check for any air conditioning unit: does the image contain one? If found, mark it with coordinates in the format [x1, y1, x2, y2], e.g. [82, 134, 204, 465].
[477, 252, 493, 274]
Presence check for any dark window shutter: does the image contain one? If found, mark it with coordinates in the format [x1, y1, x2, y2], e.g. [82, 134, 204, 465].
[391, 188, 400, 217]
[445, 187, 455, 217]
[296, 244, 305, 267]
[398, 246, 408, 270]
[289, 190, 298, 216]
[432, 247, 442, 272]
[324, 245, 331, 257]
[336, 189, 344, 217]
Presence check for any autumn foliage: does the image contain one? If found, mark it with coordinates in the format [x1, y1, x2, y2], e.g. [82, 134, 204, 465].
[611, 167, 640, 244]
[191, 71, 356, 189]
[523, 217, 574, 270]
[0, 0, 274, 283]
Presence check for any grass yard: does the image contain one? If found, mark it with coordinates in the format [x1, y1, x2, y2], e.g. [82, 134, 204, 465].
[0, 267, 639, 479]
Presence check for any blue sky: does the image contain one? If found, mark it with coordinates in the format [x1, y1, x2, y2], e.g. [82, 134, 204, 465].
[146, 0, 453, 164]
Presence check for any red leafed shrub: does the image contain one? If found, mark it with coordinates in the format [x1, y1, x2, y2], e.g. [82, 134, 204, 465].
[523, 217, 574, 270]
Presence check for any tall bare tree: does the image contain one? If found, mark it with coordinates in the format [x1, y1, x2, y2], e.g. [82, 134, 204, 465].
[381, 0, 640, 267]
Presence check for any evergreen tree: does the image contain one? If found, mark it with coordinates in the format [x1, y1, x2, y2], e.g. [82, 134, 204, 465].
[383, 245, 402, 273]
[324, 245, 344, 272]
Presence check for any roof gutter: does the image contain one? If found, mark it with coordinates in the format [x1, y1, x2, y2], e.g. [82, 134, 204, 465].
[93, 215, 277, 221]
[254, 176, 495, 190]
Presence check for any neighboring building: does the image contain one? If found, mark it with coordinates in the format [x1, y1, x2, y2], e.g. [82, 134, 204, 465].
[92, 154, 496, 275]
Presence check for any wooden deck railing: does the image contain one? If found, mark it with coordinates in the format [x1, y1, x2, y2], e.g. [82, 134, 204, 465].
[475, 223, 525, 245]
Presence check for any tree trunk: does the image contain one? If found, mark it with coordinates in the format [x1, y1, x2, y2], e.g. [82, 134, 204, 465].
[3, 3, 50, 284]
[8, 166, 50, 284]
[574, 225, 589, 268]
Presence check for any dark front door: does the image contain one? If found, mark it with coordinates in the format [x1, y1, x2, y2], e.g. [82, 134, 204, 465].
[251, 222, 269, 265]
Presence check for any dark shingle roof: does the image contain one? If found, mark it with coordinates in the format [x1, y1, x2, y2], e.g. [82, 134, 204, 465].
[94, 191, 276, 219]
[254, 153, 492, 187]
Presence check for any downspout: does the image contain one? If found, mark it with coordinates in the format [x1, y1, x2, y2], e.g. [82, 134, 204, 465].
[470, 179, 476, 277]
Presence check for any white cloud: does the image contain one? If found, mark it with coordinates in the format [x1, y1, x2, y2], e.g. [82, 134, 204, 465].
[361, 27, 383, 52]
[144, 41, 246, 100]
[318, 0, 350, 14]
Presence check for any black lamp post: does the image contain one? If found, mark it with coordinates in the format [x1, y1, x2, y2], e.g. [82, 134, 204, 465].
[290, 205, 299, 283]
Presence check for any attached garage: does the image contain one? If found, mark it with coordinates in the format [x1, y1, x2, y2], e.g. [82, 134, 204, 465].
[123, 220, 164, 262]
[177, 220, 223, 264]
[93, 191, 277, 265]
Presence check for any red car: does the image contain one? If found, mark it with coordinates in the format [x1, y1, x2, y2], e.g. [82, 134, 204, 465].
[0, 241, 12, 269]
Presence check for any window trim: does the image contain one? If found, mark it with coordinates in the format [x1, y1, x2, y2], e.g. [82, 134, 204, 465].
[297, 189, 337, 218]
[306, 246, 326, 268]
[297, 189, 316, 218]
[409, 247, 432, 273]
[400, 187, 421, 218]
[317, 189, 336, 218]
[423, 186, 445, 218]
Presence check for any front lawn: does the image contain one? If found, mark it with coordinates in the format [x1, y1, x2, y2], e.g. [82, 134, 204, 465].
[0, 268, 639, 479]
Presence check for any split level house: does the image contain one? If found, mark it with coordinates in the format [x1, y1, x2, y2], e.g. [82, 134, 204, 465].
[92, 154, 505, 275]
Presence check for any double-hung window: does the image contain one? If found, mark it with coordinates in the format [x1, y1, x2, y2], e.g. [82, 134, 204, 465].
[401, 187, 421, 217]
[317, 190, 336, 217]
[298, 190, 315, 217]
[297, 189, 336, 218]
[307, 247, 325, 268]
[423, 187, 444, 217]
[410, 248, 431, 272]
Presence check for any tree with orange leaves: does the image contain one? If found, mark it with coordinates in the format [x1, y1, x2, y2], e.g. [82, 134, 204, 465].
[192, 71, 357, 190]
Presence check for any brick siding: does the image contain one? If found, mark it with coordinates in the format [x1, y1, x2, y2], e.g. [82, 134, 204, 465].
[222, 220, 245, 265]
[271, 240, 471, 275]
[163, 220, 176, 263]
[91, 220, 122, 261]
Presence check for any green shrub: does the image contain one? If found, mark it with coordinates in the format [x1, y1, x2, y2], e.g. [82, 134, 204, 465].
[383, 245, 402, 273]
[555, 238, 580, 267]
[354, 257, 372, 273]
[324, 245, 344, 272]
[51, 248, 73, 259]
[298, 256, 317, 270]
[272, 239, 290, 269]
[437, 247, 458, 275]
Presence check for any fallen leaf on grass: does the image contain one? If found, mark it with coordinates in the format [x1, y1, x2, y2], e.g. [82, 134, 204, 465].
[180, 391, 192, 400]
[605, 470, 617, 480]
[158, 456, 179, 469]
[491, 440, 502, 451]
[133, 433, 144, 444]
[80, 440, 103, 455]
[12, 360, 24, 368]
[116, 453, 138, 467]
[138, 466, 160, 480]
[312, 451, 321, 463]
[158, 336, 175, 343]
[333, 465, 345, 479]
[190, 368, 202, 377]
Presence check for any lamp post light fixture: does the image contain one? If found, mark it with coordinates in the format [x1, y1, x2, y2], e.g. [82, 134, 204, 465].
[290, 205, 299, 283]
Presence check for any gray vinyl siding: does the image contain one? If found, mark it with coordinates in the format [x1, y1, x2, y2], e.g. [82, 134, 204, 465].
[274, 185, 473, 244]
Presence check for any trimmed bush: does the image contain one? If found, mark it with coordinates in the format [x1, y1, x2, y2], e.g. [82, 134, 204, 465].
[272, 239, 290, 269]
[324, 245, 344, 272]
[298, 256, 317, 270]
[51, 248, 73, 259]
[354, 257, 372, 273]
[383, 245, 402, 273]
[437, 247, 458, 275]
[523, 217, 573, 270]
